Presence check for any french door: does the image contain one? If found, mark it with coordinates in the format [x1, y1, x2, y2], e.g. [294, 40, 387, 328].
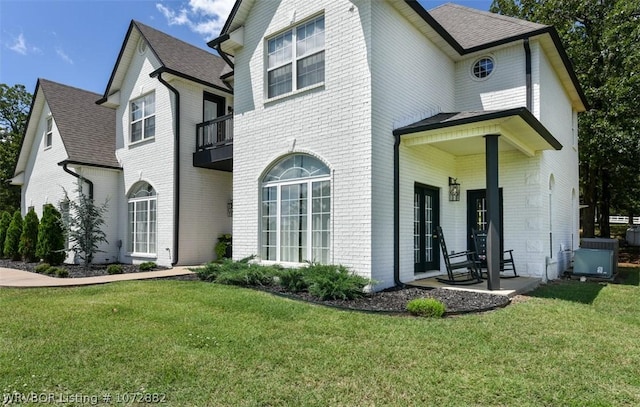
[467, 189, 504, 252]
[414, 184, 440, 273]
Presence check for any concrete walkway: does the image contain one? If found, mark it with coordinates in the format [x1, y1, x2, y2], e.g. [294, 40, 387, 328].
[0, 266, 196, 288]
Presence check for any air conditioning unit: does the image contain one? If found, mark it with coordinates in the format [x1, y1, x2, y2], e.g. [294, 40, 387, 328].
[580, 238, 618, 276]
[573, 249, 614, 278]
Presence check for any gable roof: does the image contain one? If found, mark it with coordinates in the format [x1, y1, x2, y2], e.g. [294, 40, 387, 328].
[13, 79, 119, 178]
[98, 20, 231, 105]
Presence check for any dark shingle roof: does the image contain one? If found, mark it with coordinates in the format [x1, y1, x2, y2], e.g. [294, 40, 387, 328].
[40, 79, 119, 168]
[134, 21, 230, 90]
[428, 3, 548, 50]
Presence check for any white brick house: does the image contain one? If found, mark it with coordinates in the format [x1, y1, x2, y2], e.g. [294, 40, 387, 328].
[13, 21, 234, 268]
[210, 0, 587, 289]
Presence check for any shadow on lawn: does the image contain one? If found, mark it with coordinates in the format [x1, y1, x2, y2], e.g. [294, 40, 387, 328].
[616, 267, 640, 286]
[528, 280, 605, 305]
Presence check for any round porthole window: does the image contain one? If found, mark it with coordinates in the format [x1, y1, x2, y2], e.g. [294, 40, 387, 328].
[472, 57, 494, 79]
[137, 38, 147, 54]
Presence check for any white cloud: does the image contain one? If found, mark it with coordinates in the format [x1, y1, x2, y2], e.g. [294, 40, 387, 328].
[56, 47, 74, 64]
[9, 33, 27, 55]
[156, 0, 235, 40]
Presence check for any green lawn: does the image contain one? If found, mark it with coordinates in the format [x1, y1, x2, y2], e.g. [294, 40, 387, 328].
[1, 269, 640, 406]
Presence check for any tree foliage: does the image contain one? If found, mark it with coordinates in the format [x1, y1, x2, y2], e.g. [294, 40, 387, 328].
[36, 204, 67, 265]
[0, 83, 31, 213]
[19, 209, 39, 262]
[490, 0, 640, 236]
[4, 210, 23, 261]
[62, 179, 108, 269]
[0, 211, 11, 258]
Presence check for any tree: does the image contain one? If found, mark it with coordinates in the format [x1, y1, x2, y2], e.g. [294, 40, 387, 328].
[3, 210, 23, 260]
[0, 84, 31, 213]
[62, 179, 108, 269]
[19, 209, 39, 262]
[490, 0, 640, 237]
[36, 204, 67, 265]
[0, 210, 11, 257]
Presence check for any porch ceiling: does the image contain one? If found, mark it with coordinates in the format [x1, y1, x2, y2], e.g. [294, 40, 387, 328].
[393, 107, 562, 157]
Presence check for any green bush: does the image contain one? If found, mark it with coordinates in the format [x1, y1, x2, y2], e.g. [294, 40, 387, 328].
[193, 262, 221, 282]
[55, 268, 69, 278]
[34, 263, 51, 274]
[215, 233, 232, 260]
[107, 264, 124, 275]
[3, 211, 23, 261]
[0, 211, 12, 258]
[306, 264, 370, 300]
[44, 267, 57, 276]
[19, 210, 39, 262]
[215, 260, 278, 287]
[278, 268, 308, 292]
[406, 298, 446, 318]
[139, 261, 157, 271]
[36, 204, 66, 265]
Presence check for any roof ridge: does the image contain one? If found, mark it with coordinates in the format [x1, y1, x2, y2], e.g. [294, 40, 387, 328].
[38, 78, 101, 97]
[132, 20, 221, 61]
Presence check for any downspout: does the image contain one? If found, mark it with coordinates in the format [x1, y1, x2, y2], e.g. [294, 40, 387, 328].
[215, 44, 234, 70]
[154, 71, 181, 266]
[393, 133, 403, 287]
[61, 162, 93, 200]
[524, 38, 533, 111]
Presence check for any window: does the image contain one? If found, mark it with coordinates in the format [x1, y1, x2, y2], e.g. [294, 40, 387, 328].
[472, 57, 494, 79]
[130, 92, 155, 143]
[267, 15, 325, 98]
[127, 182, 157, 254]
[261, 154, 330, 263]
[44, 117, 52, 148]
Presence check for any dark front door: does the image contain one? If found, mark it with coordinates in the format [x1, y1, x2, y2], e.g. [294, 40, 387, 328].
[467, 189, 504, 252]
[414, 184, 440, 273]
[203, 92, 226, 145]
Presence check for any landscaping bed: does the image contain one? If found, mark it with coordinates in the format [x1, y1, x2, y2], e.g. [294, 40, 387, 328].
[0, 259, 165, 278]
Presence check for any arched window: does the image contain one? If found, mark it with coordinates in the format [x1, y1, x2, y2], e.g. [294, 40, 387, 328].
[261, 154, 331, 263]
[128, 182, 157, 254]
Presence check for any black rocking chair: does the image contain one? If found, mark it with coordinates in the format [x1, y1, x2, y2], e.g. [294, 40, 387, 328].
[436, 226, 482, 285]
[471, 228, 518, 279]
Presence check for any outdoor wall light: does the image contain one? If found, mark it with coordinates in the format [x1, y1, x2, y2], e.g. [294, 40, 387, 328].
[227, 199, 233, 217]
[449, 177, 461, 202]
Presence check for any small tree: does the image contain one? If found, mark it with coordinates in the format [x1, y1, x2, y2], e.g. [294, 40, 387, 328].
[19, 209, 39, 262]
[62, 179, 108, 269]
[3, 210, 23, 261]
[36, 204, 66, 265]
[0, 210, 12, 257]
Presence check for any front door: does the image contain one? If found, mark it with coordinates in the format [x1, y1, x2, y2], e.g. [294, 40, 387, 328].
[203, 92, 226, 145]
[467, 189, 504, 252]
[414, 184, 440, 273]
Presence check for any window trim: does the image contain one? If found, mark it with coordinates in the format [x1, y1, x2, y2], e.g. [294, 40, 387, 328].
[129, 92, 156, 145]
[44, 117, 53, 149]
[127, 182, 158, 256]
[470, 56, 496, 81]
[265, 13, 325, 100]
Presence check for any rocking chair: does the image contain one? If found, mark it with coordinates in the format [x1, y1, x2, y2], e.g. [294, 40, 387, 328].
[436, 226, 482, 285]
[471, 229, 518, 278]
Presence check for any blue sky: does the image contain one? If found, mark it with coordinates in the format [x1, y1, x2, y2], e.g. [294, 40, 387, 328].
[0, 0, 493, 95]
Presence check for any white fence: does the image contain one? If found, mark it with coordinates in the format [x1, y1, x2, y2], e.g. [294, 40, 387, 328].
[609, 216, 640, 225]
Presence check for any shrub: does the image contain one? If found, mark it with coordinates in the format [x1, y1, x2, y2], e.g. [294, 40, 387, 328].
[215, 233, 232, 260]
[44, 267, 57, 276]
[193, 262, 221, 282]
[215, 261, 278, 287]
[139, 261, 157, 271]
[37, 204, 66, 265]
[107, 264, 124, 275]
[3, 211, 23, 261]
[0, 211, 12, 258]
[34, 263, 51, 274]
[406, 298, 446, 318]
[306, 264, 370, 300]
[53, 267, 69, 278]
[19, 209, 39, 262]
[278, 268, 308, 292]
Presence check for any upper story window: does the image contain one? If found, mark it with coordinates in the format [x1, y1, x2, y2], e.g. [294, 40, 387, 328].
[472, 57, 494, 79]
[130, 92, 155, 143]
[267, 15, 325, 99]
[44, 117, 52, 149]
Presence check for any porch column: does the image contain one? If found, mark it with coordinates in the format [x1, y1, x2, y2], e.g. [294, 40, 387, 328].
[485, 134, 501, 290]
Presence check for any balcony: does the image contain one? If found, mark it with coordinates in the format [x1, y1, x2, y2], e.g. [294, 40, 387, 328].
[193, 114, 233, 172]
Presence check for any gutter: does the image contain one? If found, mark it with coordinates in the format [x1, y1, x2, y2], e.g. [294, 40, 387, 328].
[60, 161, 94, 200]
[151, 70, 181, 266]
[524, 38, 532, 111]
[393, 133, 404, 287]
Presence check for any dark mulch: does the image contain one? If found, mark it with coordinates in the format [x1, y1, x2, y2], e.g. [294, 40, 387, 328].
[0, 259, 165, 278]
[619, 246, 640, 265]
[265, 285, 510, 315]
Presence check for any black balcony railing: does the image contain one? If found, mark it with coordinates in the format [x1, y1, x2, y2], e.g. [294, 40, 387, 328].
[196, 114, 233, 151]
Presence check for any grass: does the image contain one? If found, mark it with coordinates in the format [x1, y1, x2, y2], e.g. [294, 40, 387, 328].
[1, 268, 640, 406]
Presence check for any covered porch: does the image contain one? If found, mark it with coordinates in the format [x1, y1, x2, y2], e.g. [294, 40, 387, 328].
[393, 107, 562, 291]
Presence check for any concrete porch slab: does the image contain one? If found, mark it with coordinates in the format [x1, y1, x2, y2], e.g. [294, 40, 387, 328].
[408, 275, 541, 297]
